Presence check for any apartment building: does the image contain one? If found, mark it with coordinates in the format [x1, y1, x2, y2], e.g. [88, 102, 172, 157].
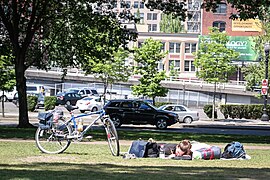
[115, 0, 202, 79]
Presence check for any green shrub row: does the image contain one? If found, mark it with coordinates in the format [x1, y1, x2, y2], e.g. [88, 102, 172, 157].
[219, 104, 269, 120]
[27, 95, 56, 112]
[44, 96, 57, 111]
[27, 96, 38, 112]
[203, 105, 217, 119]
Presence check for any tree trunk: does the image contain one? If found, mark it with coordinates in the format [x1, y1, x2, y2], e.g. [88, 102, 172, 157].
[15, 52, 33, 128]
[1, 91, 4, 117]
[212, 82, 216, 121]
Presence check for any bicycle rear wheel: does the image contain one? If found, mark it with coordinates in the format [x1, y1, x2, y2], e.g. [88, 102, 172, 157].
[35, 120, 72, 154]
[104, 118, 120, 156]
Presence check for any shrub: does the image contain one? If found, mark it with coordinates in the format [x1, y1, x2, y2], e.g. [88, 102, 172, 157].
[44, 96, 57, 111]
[27, 95, 38, 112]
[203, 105, 217, 119]
[219, 104, 270, 120]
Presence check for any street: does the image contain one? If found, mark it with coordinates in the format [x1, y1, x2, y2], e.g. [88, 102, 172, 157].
[1, 102, 270, 136]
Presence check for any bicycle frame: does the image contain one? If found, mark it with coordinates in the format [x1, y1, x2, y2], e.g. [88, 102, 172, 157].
[65, 109, 107, 139]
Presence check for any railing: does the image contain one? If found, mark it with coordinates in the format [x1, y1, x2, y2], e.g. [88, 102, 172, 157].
[27, 67, 247, 90]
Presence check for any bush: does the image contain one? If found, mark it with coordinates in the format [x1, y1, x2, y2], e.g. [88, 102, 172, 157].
[219, 104, 270, 120]
[27, 95, 38, 112]
[44, 96, 57, 111]
[203, 105, 217, 119]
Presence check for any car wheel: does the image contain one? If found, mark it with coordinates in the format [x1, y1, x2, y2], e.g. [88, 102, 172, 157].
[156, 118, 167, 129]
[0, 95, 7, 102]
[91, 107, 98, 112]
[80, 110, 85, 113]
[110, 115, 122, 128]
[183, 116, 193, 124]
[66, 101, 71, 106]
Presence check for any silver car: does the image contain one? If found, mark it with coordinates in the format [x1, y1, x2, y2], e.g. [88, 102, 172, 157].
[158, 104, 199, 124]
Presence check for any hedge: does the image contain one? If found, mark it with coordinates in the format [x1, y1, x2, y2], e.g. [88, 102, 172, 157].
[27, 95, 38, 112]
[219, 104, 270, 120]
[44, 96, 57, 111]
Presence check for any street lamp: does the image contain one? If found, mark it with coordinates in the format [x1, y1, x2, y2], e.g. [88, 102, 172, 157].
[261, 43, 270, 121]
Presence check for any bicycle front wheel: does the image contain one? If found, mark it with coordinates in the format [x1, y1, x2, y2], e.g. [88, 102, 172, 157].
[104, 118, 120, 156]
[35, 120, 72, 154]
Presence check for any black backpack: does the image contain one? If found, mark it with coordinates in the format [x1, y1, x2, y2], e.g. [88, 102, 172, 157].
[221, 142, 246, 159]
[144, 142, 159, 158]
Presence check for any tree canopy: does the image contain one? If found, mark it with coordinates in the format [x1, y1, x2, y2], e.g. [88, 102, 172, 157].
[132, 38, 168, 105]
[194, 27, 239, 83]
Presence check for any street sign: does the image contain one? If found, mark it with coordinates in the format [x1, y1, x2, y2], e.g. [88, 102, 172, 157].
[261, 79, 268, 95]
[262, 87, 268, 95]
[262, 79, 268, 87]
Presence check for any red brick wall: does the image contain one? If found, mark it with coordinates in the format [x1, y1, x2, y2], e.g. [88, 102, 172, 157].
[202, 5, 262, 36]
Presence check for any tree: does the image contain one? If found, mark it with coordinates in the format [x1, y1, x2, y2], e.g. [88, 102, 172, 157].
[132, 38, 168, 105]
[194, 27, 239, 120]
[84, 48, 132, 101]
[0, 1, 137, 128]
[0, 53, 16, 117]
[169, 63, 179, 80]
[160, 13, 184, 33]
[242, 8, 270, 92]
[0, 1, 188, 128]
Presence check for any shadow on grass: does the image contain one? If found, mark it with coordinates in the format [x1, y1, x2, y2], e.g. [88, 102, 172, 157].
[0, 126, 270, 145]
[1, 163, 270, 180]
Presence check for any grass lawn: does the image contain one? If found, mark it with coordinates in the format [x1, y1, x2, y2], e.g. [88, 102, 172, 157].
[0, 126, 270, 179]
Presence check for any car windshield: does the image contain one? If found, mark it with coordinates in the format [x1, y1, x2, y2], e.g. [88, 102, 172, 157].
[158, 105, 166, 109]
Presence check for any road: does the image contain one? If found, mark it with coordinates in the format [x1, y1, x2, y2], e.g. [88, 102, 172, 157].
[1, 102, 270, 136]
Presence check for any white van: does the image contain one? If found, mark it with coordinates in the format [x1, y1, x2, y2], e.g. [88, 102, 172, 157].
[0, 87, 17, 102]
[26, 84, 45, 94]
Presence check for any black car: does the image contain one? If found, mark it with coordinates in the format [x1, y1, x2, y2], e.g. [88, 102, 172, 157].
[104, 99, 179, 129]
[56, 92, 82, 105]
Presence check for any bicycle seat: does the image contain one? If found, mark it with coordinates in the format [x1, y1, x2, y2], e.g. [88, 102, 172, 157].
[64, 105, 78, 112]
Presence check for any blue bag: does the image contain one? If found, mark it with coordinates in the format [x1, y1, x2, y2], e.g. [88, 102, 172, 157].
[128, 140, 148, 158]
[221, 142, 246, 159]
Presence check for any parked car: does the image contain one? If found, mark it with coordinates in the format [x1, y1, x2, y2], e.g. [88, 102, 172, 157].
[104, 99, 179, 129]
[56, 92, 82, 105]
[158, 104, 199, 124]
[67, 88, 99, 97]
[76, 97, 103, 113]
[12, 92, 44, 109]
[0, 88, 17, 102]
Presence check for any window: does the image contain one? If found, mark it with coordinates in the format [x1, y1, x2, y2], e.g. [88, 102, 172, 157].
[140, 1, 144, 8]
[169, 42, 181, 53]
[169, 60, 181, 72]
[120, 1, 131, 8]
[121, 101, 133, 108]
[134, 1, 139, 8]
[184, 60, 196, 72]
[148, 24, 157, 32]
[214, 3, 227, 14]
[185, 43, 197, 53]
[158, 60, 164, 71]
[213, 21, 226, 32]
[160, 42, 165, 52]
[147, 13, 157, 20]
[175, 106, 186, 111]
[139, 13, 144, 23]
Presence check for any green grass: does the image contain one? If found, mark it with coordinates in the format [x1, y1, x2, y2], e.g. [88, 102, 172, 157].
[0, 126, 270, 179]
[0, 141, 270, 180]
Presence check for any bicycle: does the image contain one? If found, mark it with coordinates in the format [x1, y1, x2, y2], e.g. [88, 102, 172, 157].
[35, 105, 120, 156]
